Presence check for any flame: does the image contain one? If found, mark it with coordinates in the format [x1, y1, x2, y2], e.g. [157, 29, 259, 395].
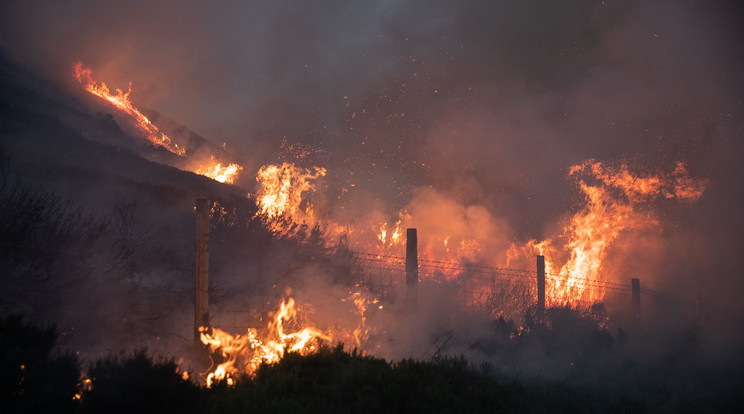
[249, 158, 704, 311]
[511, 160, 706, 307]
[196, 156, 243, 184]
[73, 62, 185, 156]
[254, 163, 327, 234]
[341, 290, 380, 348]
[377, 221, 403, 248]
[200, 298, 330, 387]
[73, 62, 245, 184]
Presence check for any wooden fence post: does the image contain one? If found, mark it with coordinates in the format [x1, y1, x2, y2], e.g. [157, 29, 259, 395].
[195, 198, 210, 343]
[406, 228, 418, 309]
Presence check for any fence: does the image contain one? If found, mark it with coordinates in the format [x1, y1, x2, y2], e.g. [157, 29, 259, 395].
[199, 206, 692, 338]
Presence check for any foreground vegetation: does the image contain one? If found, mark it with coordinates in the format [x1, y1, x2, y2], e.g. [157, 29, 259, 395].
[3, 314, 742, 414]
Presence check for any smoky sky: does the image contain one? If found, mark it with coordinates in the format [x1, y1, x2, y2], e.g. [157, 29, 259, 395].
[1, 0, 743, 308]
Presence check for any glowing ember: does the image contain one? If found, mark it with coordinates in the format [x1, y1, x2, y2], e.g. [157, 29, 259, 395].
[200, 298, 330, 387]
[196, 156, 242, 184]
[73, 62, 185, 156]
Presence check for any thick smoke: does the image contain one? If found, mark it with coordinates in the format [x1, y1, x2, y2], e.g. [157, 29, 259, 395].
[1, 0, 743, 389]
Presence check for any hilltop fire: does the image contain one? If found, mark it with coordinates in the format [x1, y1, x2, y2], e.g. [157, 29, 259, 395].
[73, 62, 242, 184]
[74, 62, 185, 156]
[71, 62, 706, 382]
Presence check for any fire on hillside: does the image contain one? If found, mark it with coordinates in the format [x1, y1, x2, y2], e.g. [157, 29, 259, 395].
[73, 61, 707, 384]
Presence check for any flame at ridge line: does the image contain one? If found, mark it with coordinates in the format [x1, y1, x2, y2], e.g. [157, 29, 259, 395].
[73, 62, 185, 156]
[72, 62, 243, 185]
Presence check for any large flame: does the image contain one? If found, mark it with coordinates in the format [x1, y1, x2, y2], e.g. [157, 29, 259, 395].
[510, 159, 706, 306]
[251, 159, 705, 310]
[200, 298, 330, 387]
[254, 163, 327, 233]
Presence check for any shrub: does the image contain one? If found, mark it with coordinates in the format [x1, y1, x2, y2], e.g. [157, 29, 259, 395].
[0, 314, 80, 414]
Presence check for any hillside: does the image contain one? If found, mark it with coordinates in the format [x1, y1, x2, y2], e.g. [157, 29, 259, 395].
[0, 50, 241, 205]
[0, 51, 271, 362]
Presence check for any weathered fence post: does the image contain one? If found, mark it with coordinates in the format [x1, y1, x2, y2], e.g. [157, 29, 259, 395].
[536, 255, 545, 321]
[406, 228, 418, 309]
[631, 278, 641, 322]
[194, 198, 210, 343]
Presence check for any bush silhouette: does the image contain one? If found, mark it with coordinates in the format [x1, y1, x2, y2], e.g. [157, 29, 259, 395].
[80, 349, 202, 414]
[203, 344, 528, 414]
[0, 314, 80, 414]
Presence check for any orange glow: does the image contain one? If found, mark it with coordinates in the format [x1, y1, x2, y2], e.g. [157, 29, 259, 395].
[341, 290, 380, 349]
[73, 62, 246, 184]
[254, 163, 327, 234]
[200, 298, 330, 386]
[196, 156, 242, 184]
[248, 158, 704, 312]
[511, 160, 707, 307]
[73, 62, 185, 156]
[377, 221, 403, 248]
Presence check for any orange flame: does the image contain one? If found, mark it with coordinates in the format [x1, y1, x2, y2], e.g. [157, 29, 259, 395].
[73, 62, 185, 156]
[377, 221, 403, 248]
[248, 159, 704, 311]
[254, 163, 327, 234]
[73, 62, 245, 184]
[341, 290, 381, 348]
[511, 160, 706, 307]
[196, 156, 243, 184]
[200, 298, 330, 386]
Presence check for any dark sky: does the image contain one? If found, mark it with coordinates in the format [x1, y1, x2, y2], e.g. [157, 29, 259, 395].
[1, 0, 743, 308]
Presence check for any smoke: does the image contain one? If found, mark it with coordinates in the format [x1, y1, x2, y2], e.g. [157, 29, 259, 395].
[1, 1, 743, 392]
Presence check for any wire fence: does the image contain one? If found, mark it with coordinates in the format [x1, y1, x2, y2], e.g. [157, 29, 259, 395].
[322, 247, 680, 321]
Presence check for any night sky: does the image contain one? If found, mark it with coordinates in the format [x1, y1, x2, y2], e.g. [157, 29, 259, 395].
[1, 0, 743, 309]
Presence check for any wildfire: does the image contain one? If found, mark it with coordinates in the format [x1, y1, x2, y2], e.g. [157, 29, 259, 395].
[73, 62, 245, 184]
[246, 156, 705, 314]
[341, 290, 381, 348]
[510, 160, 707, 307]
[254, 163, 327, 233]
[377, 221, 403, 248]
[200, 298, 330, 386]
[73, 62, 185, 156]
[196, 156, 242, 184]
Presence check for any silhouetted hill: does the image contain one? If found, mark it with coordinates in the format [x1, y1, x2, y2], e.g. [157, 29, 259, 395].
[0, 50, 242, 208]
[0, 51, 268, 361]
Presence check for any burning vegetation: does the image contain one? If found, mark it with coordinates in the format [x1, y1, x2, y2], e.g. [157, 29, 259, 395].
[0, 55, 737, 414]
[57, 63, 716, 386]
[186, 155, 708, 384]
[199, 298, 330, 386]
[73, 62, 242, 184]
[73, 62, 186, 157]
